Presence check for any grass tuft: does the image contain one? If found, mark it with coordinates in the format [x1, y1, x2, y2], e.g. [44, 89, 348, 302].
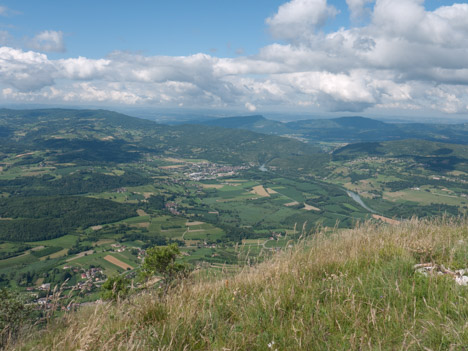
[11, 217, 468, 350]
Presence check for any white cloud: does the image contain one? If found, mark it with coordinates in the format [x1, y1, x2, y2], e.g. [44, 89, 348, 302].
[245, 102, 257, 112]
[27, 30, 65, 53]
[58, 56, 110, 80]
[0, 47, 56, 91]
[346, 0, 374, 21]
[266, 0, 338, 42]
[1, 0, 468, 115]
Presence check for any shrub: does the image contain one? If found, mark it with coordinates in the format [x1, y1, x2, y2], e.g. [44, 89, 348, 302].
[101, 275, 130, 301]
[141, 244, 190, 288]
[0, 288, 33, 348]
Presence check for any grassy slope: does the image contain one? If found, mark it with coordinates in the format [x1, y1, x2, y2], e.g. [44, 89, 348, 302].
[14, 218, 468, 350]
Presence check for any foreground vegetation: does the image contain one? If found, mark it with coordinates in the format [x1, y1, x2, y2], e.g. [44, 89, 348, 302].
[9, 217, 468, 350]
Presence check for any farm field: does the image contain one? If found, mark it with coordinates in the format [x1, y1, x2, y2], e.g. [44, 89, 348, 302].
[1, 109, 468, 306]
[383, 188, 466, 206]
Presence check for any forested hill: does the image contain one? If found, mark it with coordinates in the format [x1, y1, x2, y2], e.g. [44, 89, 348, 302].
[0, 108, 328, 171]
[185, 114, 468, 144]
[332, 139, 468, 173]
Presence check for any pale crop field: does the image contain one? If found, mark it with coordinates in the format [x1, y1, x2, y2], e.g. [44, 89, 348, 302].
[103, 255, 133, 270]
[250, 185, 270, 197]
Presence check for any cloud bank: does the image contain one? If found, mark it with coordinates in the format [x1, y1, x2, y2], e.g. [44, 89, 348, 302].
[1, 0, 468, 115]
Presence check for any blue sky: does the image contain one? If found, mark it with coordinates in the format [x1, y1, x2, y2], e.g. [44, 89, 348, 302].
[0, 0, 467, 118]
[2, 0, 288, 58]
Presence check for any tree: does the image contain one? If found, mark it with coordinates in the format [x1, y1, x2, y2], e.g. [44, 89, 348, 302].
[0, 289, 33, 348]
[141, 244, 189, 289]
[101, 275, 130, 301]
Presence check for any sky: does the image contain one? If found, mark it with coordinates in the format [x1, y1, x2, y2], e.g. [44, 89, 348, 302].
[0, 0, 468, 119]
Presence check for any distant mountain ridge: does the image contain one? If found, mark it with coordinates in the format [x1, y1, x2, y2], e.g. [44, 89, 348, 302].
[185, 114, 468, 144]
[188, 115, 292, 135]
[0, 108, 328, 173]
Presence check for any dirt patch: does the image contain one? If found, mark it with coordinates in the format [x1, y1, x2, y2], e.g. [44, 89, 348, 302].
[142, 192, 153, 199]
[103, 255, 133, 270]
[14, 152, 34, 158]
[163, 157, 186, 163]
[160, 165, 185, 169]
[95, 239, 114, 246]
[266, 188, 278, 194]
[303, 203, 320, 211]
[284, 201, 300, 207]
[186, 221, 205, 226]
[201, 184, 224, 189]
[91, 225, 103, 231]
[250, 185, 270, 197]
[24, 171, 48, 177]
[67, 250, 94, 262]
[132, 222, 150, 228]
[372, 214, 400, 225]
[31, 246, 45, 252]
[137, 209, 148, 216]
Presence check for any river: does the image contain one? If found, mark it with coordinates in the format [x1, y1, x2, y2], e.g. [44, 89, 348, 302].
[346, 190, 377, 213]
[259, 164, 268, 172]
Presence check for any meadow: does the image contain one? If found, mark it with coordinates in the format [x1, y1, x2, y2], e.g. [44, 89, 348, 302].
[11, 217, 468, 350]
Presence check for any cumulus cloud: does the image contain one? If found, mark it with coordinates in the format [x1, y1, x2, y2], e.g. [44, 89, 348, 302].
[266, 0, 338, 42]
[0, 47, 56, 91]
[346, 0, 374, 21]
[1, 0, 468, 115]
[245, 102, 257, 112]
[27, 30, 66, 53]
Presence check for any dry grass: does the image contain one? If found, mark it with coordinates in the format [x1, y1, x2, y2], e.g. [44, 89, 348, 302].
[266, 188, 278, 194]
[160, 165, 185, 169]
[200, 184, 224, 189]
[250, 185, 270, 197]
[136, 209, 148, 216]
[12, 217, 468, 350]
[284, 201, 300, 207]
[372, 214, 400, 225]
[186, 221, 204, 226]
[302, 203, 320, 211]
[66, 250, 94, 262]
[103, 255, 133, 270]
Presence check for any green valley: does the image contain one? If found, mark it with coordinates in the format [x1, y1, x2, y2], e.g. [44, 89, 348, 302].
[0, 108, 467, 309]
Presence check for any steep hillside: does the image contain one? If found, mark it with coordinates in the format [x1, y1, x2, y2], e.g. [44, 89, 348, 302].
[12, 218, 468, 350]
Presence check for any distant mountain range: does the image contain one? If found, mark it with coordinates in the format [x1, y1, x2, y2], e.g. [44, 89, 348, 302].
[0, 108, 328, 173]
[184, 115, 468, 144]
